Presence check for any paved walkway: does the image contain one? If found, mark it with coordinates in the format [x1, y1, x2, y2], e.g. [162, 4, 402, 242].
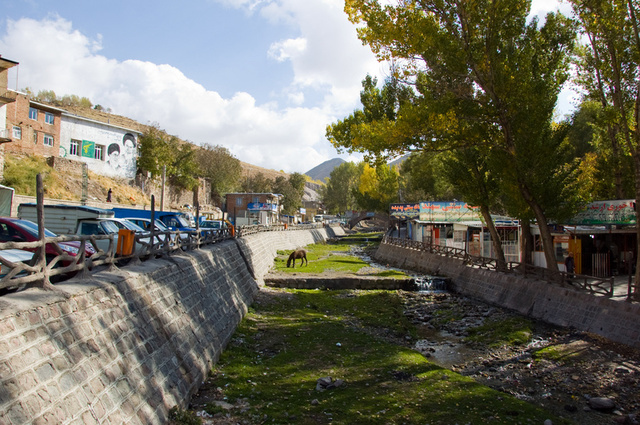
[612, 274, 637, 300]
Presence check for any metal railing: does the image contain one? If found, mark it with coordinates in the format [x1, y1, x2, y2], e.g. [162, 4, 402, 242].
[382, 236, 622, 299]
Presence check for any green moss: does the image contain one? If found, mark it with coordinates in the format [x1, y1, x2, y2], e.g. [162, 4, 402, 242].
[205, 289, 571, 425]
[168, 406, 202, 425]
[465, 316, 533, 348]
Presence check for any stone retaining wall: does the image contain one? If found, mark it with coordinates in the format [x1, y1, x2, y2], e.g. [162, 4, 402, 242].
[375, 242, 640, 349]
[0, 226, 344, 425]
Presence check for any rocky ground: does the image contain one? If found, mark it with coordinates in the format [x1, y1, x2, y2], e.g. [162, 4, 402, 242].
[185, 239, 640, 424]
[187, 287, 640, 425]
[402, 290, 640, 425]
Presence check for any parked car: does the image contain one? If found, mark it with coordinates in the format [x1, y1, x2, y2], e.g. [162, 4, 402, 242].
[0, 248, 34, 277]
[200, 220, 225, 229]
[123, 218, 170, 244]
[124, 218, 169, 233]
[0, 217, 96, 264]
[75, 218, 150, 255]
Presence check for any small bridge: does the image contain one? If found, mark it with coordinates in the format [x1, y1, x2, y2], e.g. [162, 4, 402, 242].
[348, 212, 389, 229]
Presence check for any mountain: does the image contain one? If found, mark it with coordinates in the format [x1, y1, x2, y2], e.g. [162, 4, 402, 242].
[305, 158, 346, 182]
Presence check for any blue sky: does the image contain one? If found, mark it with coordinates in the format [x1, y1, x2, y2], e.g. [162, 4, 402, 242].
[1, 0, 574, 174]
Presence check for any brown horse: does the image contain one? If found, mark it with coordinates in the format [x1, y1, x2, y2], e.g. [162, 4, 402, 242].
[287, 249, 308, 268]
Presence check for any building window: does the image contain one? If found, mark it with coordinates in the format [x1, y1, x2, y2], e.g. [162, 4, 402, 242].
[33, 132, 38, 144]
[45, 112, 54, 125]
[94, 144, 104, 160]
[70, 139, 80, 156]
[12, 126, 21, 139]
[236, 197, 243, 206]
[29, 107, 38, 120]
[43, 134, 54, 147]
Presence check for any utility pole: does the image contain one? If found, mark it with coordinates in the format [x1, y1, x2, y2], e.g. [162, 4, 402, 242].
[81, 163, 88, 205]
[160, 165, 166, 212]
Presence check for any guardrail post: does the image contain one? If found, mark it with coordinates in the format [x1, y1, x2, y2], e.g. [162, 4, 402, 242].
[30, 174, 56, 291]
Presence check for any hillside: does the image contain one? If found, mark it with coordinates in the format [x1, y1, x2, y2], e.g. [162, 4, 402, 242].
[240, 161, 288, 180]
[305, 158, 346, 182]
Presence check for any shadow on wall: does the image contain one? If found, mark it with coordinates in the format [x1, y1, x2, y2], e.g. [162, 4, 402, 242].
[1, 240, 257, 424]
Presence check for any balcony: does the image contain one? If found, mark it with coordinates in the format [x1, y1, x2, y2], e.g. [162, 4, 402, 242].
[0, 128, 11, 143]
[0, 90, 17, 106]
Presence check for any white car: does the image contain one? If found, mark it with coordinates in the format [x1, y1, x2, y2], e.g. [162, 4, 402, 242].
[75, 218, 151, 256]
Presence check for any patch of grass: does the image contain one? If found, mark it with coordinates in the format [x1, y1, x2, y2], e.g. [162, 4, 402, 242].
[2, 155, 65, 197]
[465, 316, 533, 348]
[274, 242, 370, 274]
[372, 269, 408, 278]
[532, 342, 591, 364]
[168, 406, 201, 425]
[207, 289, 570, 425]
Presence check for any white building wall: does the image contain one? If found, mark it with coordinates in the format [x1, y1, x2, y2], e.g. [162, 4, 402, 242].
[59, 115, 138, 179]
[0, 104, 7, 138]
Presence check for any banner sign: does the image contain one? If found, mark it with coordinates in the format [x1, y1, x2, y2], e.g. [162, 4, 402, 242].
[247, 202, 278, 212]
[81, 140, 95, 158]
[569, 200, 636, 225]
[419, 201, 480, 222]
[390, 203, 420, 218]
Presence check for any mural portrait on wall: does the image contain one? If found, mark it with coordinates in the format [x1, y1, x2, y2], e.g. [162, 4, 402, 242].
[121, 133, 137, 176]
[107, 143, 121, 171]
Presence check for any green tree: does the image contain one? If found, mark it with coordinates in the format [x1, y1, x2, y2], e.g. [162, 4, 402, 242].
[333, 0, 576, 271]
[569, 0, 640, 293]
[241, 173, 273, 193]
[399, 153, 458, 203]
[354, 162, 399, 213]
[320, 161, 360, 214]
[272, 173, 306, 215]
[196, 145, 242, 205]
[168, 142, 199, 191]
[137, 125, 198, 191]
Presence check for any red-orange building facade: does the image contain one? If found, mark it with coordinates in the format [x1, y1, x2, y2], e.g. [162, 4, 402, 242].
[4, 92, 64, 158]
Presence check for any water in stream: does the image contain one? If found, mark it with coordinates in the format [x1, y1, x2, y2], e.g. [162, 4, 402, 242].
[349, 244, 476, 367]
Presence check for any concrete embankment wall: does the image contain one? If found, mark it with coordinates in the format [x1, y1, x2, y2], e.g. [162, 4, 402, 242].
[0, 226, 344, 425]
[375, 242, 640, 349]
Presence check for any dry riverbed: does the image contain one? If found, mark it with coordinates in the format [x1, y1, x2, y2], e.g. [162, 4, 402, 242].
[402, 290, 640, 425]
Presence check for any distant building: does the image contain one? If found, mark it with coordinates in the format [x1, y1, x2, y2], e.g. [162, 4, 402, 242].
[5, 92, 64, 158]
[4, 90, 140, 179]
[59, 112, 140, 179]
[225, 193, 282, 226]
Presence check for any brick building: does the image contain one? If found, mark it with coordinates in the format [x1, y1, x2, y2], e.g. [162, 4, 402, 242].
[5, 92, 64, 158]
[225, 193, 282, 226]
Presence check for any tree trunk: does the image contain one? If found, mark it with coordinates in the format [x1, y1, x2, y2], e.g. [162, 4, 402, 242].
[519, 180, 559, 273]
[520, 218, 534, 265]
[479, 204, 507, 271]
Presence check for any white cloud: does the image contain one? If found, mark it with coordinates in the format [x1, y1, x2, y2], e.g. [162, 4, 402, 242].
[1, 2, 382, 173]
[268, 37, 307, 62]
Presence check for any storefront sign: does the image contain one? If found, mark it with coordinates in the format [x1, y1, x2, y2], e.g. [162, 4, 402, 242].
[419, 201, 480, 222]
[390, 203, 420, 218]
[247, 202, 278, 212]
[569, 200, 636, 225]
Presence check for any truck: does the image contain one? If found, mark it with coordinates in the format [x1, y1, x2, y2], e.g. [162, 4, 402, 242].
[17, 203, 114, 235]
[17, 204, 145, 256]
[109, 207, 197, 232]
